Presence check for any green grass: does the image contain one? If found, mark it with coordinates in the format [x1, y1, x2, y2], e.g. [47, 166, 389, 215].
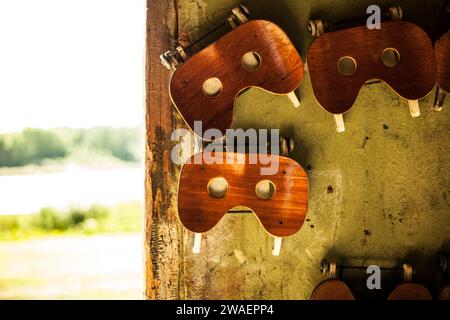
[0, 202, 142, 242]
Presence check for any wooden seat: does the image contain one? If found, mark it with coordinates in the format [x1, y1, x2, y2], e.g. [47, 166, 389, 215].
[307, 21, 436, 115]
[435, 30, 450, 93]
[311, 280, 355, 300]
[387, 283, 432, 300]
[170, 20, 303, 135]
[178, 152, 308, 237]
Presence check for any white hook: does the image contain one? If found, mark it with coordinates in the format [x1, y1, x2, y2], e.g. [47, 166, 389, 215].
[287, 91, 301, 108]
[434, 89, 446, 111]
[334, 114, 345, 133]
[272, 237, 282, 256]
[408, 100, 420, 117]
[193, 233, 202, 254]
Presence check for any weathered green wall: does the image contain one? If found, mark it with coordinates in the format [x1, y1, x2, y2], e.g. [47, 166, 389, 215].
[176, 0, 450, 299]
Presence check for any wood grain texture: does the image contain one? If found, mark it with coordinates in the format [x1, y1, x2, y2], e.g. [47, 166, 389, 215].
[170, 20, 303, 134]
[387, 283, 432, 300]
[178, 152, 308, 237]
[307, 21, 436, 115]
[310, 280, 355, 300]
[146, 0, 186, 300]
[435, 30, 450, 92]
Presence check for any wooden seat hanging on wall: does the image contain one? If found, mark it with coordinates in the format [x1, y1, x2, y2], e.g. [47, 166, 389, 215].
[307, 6, 437, 133]
[160, 5, 303, 137]
[434, 2, 450, 111]
[177, 139, 308, 256]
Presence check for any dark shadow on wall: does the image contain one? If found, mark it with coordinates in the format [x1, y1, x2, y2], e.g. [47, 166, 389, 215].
[318, 243, 450, 300]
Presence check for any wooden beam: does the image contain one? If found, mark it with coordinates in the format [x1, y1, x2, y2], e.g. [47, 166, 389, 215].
[145, 0, 185, 300]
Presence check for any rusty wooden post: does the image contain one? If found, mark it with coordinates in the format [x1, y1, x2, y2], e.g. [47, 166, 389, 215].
[145, 0, 185, 300]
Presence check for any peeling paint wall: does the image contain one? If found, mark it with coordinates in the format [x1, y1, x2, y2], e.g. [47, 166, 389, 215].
[174, 0, 450, 299]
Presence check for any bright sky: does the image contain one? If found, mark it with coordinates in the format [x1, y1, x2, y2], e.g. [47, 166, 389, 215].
[0, 0, 146, 133]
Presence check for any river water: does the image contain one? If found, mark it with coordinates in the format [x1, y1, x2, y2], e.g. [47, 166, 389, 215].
[0, 166, 144, 215]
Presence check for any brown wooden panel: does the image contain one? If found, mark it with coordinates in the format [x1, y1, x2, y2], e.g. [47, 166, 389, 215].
[310, 280, 355, 300]
[307, 21, 436, 115]
[178, 152, 308, 237]
[387, 283, 432, 300]
[435, 30, 450, 92]
[146, 0, 186, 300]
[170, 20, 303, 134]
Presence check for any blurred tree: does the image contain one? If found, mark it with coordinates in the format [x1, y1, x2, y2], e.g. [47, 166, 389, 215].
[0, 126, 143, 167]
[82, 127, 142, 162]
[0, 129, 68, 167]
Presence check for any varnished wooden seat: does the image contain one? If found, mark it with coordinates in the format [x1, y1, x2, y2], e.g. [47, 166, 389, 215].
[178, 152, 308, 238]
[311, 280, 355, 300]
[387, 283, 432, 300]
[307, 21, 436, 115]
[170, 20, 303, 135]
[436, 31, 450, 93]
